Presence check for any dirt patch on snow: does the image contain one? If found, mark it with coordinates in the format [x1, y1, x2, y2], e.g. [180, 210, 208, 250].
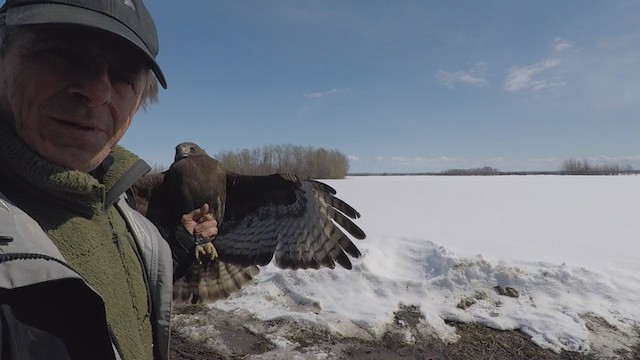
[169, 304, 638, 360]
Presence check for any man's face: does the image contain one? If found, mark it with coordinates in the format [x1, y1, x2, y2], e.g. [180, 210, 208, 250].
[0, 25, 148, 172]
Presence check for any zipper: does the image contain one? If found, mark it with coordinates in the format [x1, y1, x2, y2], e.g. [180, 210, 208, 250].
[108, 324, 125, 359]
[0, 252, 72, 266]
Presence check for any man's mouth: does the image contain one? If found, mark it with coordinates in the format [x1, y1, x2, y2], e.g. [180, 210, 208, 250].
[53, 117, 99, 132]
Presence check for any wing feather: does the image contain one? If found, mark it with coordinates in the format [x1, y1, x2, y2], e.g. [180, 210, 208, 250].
[130, 172, 165, 218]
[173, 260, 259, 304]
[214, 174, 365, 270]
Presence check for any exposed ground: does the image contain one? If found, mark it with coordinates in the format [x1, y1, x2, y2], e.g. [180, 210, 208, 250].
[169, 304, 639, 360]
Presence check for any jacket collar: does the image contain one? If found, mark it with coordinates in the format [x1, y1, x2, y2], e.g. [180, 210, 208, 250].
[0, 120, 150, 215]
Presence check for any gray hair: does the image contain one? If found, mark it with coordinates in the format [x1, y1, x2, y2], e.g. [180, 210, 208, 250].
[0, 17, 159, 108]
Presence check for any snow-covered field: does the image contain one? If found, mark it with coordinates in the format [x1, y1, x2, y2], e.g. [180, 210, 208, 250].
[179, 175, 640, 357]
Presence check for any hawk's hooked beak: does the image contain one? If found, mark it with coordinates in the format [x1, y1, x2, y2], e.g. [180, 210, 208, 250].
[174, 144, 192, 162]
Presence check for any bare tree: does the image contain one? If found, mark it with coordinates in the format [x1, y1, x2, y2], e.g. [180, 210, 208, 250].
[441, 166, 500, 176]
[215, 144, 349, 179]
[560, 158, 633, 175]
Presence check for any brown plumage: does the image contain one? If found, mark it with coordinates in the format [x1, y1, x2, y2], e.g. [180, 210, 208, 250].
[131, 142, 366, 303]
[172, 258, 259, 304]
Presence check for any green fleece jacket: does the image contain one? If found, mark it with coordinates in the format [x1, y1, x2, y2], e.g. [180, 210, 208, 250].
[0, 123, 153, 360]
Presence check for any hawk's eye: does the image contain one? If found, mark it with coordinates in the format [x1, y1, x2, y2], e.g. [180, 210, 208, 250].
[190, 148, 195, 153]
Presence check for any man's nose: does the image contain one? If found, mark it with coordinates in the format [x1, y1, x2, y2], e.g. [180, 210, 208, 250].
[68, 62, 112, 107]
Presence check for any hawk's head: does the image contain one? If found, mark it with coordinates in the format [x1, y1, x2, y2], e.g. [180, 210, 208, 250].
[175, 142, 207, 162]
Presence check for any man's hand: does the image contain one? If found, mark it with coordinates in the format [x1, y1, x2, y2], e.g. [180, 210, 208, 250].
[181, 203, 218, 239]
[180, 203, 219, 263]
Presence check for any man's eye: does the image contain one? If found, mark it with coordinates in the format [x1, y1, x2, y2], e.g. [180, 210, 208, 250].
[110, 70, 138, 86]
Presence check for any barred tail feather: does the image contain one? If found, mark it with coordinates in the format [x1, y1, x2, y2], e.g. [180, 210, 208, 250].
[173, 260, 260, 304]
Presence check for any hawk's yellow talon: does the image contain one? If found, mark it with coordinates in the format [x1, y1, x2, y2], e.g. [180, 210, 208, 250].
[195, 241, 218, 264]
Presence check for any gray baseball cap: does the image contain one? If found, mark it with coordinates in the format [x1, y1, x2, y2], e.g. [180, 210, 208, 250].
[1, 0, 167, 88]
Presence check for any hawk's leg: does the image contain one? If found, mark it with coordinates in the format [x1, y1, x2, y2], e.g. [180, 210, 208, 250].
[195, 235, 218, 264]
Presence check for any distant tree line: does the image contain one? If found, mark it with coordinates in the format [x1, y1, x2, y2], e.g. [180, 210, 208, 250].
[214, 144, 349, 179]
[559, 158, 634, 175]
[440, 166, 501, 176]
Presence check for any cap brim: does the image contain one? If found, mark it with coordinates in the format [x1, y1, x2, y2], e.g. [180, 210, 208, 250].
[6, 3, 167, 89]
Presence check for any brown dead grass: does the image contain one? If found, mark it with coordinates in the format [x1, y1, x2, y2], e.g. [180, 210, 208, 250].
[169, 304, 638, 360]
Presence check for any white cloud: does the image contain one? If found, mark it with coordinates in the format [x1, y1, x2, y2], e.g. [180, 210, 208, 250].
[348, 155, 361, 162]
[435, 62, 489, 89]
[618, 154, 640, 162]
[386, 156, 468, 165]
[304, 88, 350, 98]
[484, 157, 505, 163]
[554, 37, 572, 52]
[584, 154, 640, 166]
[503, 59, 565, 92]
[431, 156, 466, 163]
[528, 156, 562, 164]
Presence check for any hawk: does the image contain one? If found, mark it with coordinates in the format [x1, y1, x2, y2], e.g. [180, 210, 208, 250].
[131, 142, 366, 304]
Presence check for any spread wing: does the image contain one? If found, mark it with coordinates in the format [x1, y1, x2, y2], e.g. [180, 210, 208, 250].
[214, 173, 366, 270]
[131, 141, 366, 304]
[131, 171, 259, 304]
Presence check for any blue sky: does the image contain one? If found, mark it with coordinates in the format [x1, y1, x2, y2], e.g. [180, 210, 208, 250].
[120, 1, 640, 173]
